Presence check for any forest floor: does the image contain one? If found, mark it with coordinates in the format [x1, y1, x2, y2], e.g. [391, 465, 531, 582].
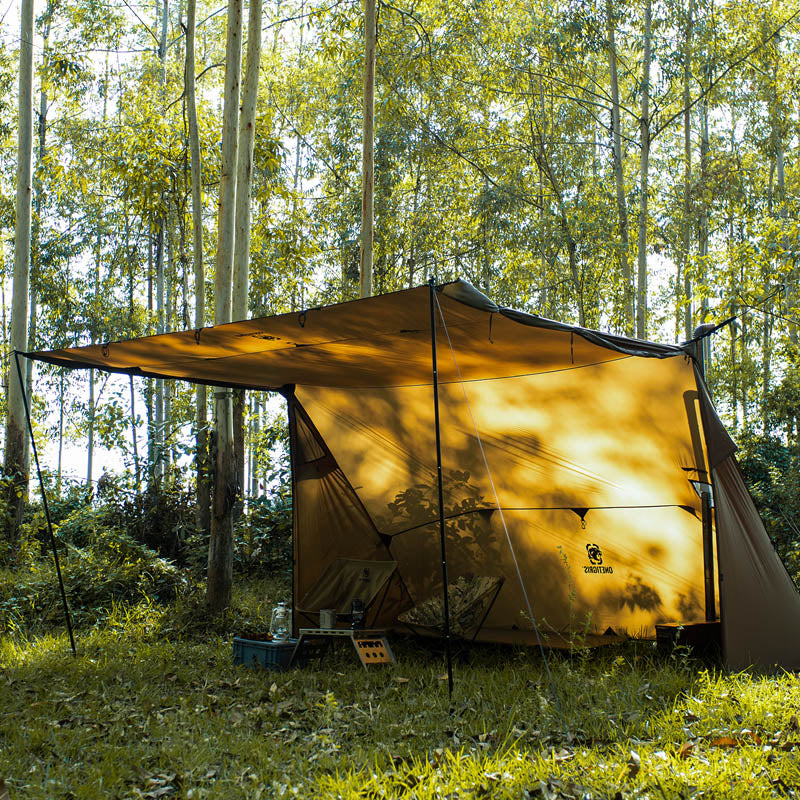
[2, 577, 800, 800]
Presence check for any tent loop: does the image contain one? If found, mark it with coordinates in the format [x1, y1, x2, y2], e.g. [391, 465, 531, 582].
[102, 343, 109, 358]
[432, 291, 568, 734]
[298, 310, 307, 328]
[488, 312, 494, 344]
[194, 328, 203, 345]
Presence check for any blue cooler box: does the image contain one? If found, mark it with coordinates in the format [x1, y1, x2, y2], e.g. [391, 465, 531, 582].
[233, 637, 297, 671]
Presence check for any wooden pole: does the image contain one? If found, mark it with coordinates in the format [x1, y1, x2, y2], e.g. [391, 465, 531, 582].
[359, 0, 375, 298]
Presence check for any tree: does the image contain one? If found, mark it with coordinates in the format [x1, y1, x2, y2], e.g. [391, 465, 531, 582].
[2, 0, 35, 557]
[207, 0, 243, 612]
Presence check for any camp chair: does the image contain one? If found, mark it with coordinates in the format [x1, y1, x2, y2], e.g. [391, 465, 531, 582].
[296, 558, 398, 628]
[398, 575, 504, 640]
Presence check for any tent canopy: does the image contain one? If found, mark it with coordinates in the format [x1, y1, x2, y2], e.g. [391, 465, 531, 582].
[26, 280, 800, 670]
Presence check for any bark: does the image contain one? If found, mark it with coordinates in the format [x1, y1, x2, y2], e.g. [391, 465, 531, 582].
[232, 0, 262, 316]
[146, 228, 155, 486]
[57, 371, 65, 495]
[23, 8, 52, 483]
[697, 63, 710, 326]
[155, 224, 165, 481]
[606, 0, 633, 334]
[207, 0, 243, 613]
[3, 0, 35, 552]
[185, 0, 211, 536]
[636, 0, 652, 339]
[249, 394, 260, 497]
[359, 0, 376, 298]
[682, 0, 694, 341]
[232, 0, 263, 514]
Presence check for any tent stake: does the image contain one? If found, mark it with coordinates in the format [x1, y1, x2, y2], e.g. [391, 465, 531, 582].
[428, 280, 454, 700]
[14, 351, 76, 656]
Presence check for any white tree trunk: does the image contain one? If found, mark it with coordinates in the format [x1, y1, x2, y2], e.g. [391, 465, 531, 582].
[232, 0, 263, 512]
[232, 0, 262, 321]
[359, 0, 376, 298]
[636, 0, 652, 339]
[3, 0, 35, 550]
[682, 0, 694, 341]
[207, 0, 243, 612]
[606, 0, 632, 334]
[185, 0, 211, 535]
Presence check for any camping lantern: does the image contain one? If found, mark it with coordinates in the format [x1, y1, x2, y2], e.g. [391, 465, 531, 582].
[270, 601, 290, 642]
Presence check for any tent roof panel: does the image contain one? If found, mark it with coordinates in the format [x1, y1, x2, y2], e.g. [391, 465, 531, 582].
[25, 281, 686, 390]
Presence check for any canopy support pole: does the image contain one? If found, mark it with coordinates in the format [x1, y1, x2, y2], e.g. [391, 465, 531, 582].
[14, 351, 76, 656]
[691, 328, 718, 623]
[428, 279, 454, 699]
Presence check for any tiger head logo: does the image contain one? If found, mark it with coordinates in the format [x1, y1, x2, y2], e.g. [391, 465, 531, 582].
[586, 543, 603, 565]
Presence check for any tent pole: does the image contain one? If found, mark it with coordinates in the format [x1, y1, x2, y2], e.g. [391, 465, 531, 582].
[691, 327, 718, 623]
[13, 351, 76, 656]
[428, 279, 454, 699]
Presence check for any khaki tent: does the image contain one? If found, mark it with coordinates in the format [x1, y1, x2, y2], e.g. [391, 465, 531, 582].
[26, 280, 800, 670]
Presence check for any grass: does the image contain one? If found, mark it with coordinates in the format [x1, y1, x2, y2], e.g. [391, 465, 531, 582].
[2, 578, 800, 799]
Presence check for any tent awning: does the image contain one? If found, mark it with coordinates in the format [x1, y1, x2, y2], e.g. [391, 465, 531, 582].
[24, 281, 685, 391]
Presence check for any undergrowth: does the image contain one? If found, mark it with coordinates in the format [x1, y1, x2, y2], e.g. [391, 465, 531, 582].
[2, 576, 800, 799]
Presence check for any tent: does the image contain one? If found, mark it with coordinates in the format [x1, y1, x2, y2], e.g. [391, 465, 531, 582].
[25, 280, 800, 670]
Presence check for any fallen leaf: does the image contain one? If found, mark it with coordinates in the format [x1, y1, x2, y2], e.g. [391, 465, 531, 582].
[710, 736, 739, 748]
[395, 677, 410, 684]
[789, 715, 800, 732]
[678, 741, 694, 759]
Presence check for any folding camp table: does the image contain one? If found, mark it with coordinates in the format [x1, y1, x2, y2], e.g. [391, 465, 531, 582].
[289, 627, 395, 668]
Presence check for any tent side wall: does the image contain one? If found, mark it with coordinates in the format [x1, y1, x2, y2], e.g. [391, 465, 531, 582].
[714, 456, 800, 670]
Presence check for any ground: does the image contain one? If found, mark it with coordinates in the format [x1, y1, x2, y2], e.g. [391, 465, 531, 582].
[2, 579, 800, 799]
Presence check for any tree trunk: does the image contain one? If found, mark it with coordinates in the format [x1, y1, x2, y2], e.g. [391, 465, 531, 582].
[232, 0, 263, 516]
[57, 371, 65, 495]
[606, 0, 633, 334]
[207, 0, 243, 613]
[359, 0, 376, 298]
[185, 0, 211, 536]
[636, 0, 652, 339]
[682, 0, 694, 341]
[697, 63, 710, 329]
[249, 394, 260, 497]
[3, 0, 35, 553]
[155, 224, 165, 481]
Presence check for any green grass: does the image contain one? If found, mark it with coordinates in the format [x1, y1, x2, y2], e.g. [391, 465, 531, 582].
[2, 580, 800, 799]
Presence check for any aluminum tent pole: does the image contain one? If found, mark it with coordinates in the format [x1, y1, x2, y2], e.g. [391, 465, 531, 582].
[14, 351, 76, 656]
[428, 279, 454, 699]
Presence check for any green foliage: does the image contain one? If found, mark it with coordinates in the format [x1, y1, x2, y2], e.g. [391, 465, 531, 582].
[736, 432, 800, 578]
[0, 495, 189, 636]
[236, 493, 293, 577]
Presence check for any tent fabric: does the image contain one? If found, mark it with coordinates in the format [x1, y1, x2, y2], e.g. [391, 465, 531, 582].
[23, 280, 800, 669]
[713, 456, 800, 670]
[296, 557, 398, 616]
[25, 281, 687, 389]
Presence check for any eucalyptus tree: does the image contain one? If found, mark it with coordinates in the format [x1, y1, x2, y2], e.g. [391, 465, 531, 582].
[2, 0, 35, 554]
